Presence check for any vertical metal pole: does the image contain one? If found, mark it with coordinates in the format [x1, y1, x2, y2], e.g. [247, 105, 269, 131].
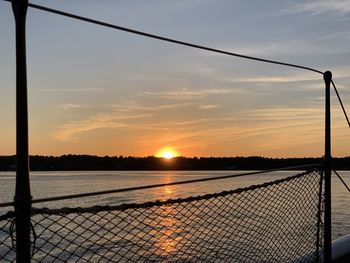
[323, 71, 332, 263]
[12, 0, 32, 262]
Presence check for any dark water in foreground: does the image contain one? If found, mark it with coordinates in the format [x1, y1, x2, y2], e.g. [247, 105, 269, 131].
[0, 170, 349, 240]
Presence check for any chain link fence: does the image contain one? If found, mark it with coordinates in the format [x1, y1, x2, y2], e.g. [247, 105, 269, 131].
[1, 169, 324, 262]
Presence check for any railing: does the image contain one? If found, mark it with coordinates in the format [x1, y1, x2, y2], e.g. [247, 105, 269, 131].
[1, 168, 324, 262]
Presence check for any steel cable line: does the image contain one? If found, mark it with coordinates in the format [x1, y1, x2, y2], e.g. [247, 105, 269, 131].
[333, 169, 350, 193]
[3, 0, 350, 126]
[0, 164, 321, 206]
[332, 80, 350, 127]
[4, 0, 323, 74]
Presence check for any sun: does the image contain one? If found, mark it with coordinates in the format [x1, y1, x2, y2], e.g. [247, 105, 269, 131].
[162, 151, 175, 159]
[156, 148, 179, 159]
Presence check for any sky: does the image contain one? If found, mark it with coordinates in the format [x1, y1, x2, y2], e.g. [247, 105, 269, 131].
[0, 0, 350, 157]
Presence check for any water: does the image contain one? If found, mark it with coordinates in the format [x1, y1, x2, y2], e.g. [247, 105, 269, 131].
[0, 170, 349, 240]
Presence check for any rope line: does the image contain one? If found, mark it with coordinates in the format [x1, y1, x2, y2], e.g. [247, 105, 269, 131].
[0, 164, 323, 208]
[331, 80, 350, 127]
[315, 168, 324, 262]
[3, 0, 350, 127]
[0, 211, 15, 221]
[8, 217, 37, 257]
[3, 0, 323, 74]
[23, 1, 350, 127]
[2, 1, 350, 144]
[0, 202, 14, 208]
[27, 164, 321, 205]
[31, 168, 320, 215]
[333, 169, 350, 193]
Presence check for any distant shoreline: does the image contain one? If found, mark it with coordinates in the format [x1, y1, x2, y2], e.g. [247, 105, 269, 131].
[0, 155, 349, 171]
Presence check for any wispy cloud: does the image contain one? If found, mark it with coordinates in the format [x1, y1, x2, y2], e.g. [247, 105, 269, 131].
[110, 100, 193, 112]
[52, 113, 152, 141]
[123, 104, 327, 156]
[37, 88, 104, 92]
[142, 89, 205, 100]
[52, 99, 202, 141]
[132, 119, 324, 157]
[142, 88, 243, 100]
[235, 73, 321, 83]
[56, 104, 91, 112]
[246, 107, 324, 122]
[287, 0, 350, 16]
[198, 104, 218, 110]
[174, 118, 214, 125]
[218, 38, 350, 57]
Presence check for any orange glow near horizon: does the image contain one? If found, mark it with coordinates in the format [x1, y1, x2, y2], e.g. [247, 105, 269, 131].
[156, 148, 179, 159]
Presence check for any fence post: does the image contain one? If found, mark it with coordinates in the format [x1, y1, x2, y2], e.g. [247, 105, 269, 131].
[323, 71, 332, 263]
[12, 0, 32, 262]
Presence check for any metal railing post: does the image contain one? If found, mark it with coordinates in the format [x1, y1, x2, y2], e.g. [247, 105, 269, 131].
[323, 71, 332, 262]
[12, 0, 32, 262]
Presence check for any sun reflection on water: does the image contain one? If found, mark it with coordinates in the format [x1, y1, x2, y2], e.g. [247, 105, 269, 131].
[164, 186, 173, 195]
[146, 173, 186, 259]
[153, 205, 182, 257]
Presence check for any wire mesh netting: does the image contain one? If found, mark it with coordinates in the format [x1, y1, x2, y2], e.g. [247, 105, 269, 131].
[1, 169, 324, 262]
[0, 212, 16, 261]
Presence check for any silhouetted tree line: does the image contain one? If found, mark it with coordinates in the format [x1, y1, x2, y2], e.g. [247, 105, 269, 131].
[0, 155, 349, 171]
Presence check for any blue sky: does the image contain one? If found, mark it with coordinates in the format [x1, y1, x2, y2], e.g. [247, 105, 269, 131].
[0, 0, 350, 157]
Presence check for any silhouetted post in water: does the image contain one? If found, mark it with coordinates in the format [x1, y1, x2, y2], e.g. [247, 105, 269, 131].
[12, 0, 32, 262]
[324, 71, 332, 263]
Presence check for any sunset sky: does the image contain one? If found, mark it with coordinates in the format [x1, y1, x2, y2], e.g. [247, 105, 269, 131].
[0, 0, 350, 157]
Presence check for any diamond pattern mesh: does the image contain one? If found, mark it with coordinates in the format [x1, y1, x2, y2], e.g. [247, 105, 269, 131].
[0, 169, 324, 262]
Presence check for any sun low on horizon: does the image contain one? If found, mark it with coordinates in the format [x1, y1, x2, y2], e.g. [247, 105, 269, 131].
[156, 148, 180, 159]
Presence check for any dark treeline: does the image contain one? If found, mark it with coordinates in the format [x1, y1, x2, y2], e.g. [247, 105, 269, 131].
[0, 155, 349, 171]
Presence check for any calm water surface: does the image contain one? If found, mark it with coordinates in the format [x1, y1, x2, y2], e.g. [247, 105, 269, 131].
[0, 170, 349, 240]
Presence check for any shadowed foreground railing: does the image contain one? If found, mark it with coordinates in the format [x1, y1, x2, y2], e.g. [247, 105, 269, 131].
[0, 169, 324, 262]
